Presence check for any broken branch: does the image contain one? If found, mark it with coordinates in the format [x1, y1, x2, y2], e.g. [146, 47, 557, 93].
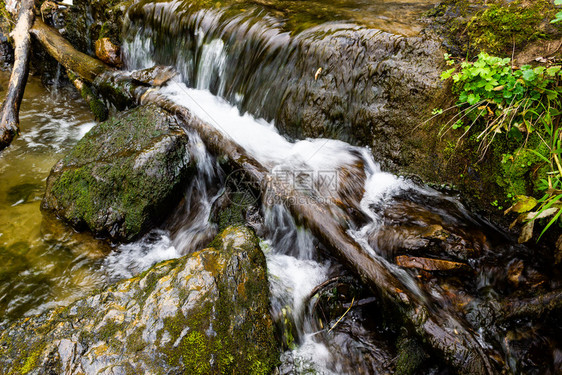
[0, 0, 34, 150]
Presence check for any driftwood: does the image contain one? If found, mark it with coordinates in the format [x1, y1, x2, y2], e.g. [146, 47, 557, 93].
[67, 71, 108, 121]
[29, 18, 514, 375]
[0, 0, 34, 150]
[30, 18, 110, 83]
[395, 255, 471, 272]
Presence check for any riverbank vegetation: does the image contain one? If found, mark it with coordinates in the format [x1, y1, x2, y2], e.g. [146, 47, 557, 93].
[434, 0, 562, 242]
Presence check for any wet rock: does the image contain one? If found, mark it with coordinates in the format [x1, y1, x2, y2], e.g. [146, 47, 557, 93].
[130, 65, 177, 87]
[0, 226, 278, 374]
[94, 37, 122, 67]
[39, 1, 60, 23]
[507, 259, 525, 287]
[376, 200, 489, 262]
[369, 200, 488, 261]
[41, 104, 194, 242]
[395, 330, 428, 375]
[63, 0, 129, 55]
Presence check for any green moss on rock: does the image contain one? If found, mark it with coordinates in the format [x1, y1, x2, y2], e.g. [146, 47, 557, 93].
[63, 0, 131, 54]
[466, 0, 556, 56]
[427, 0, 560, 58]
[0, 226, 278, 374]
[41, 104, 194, 242]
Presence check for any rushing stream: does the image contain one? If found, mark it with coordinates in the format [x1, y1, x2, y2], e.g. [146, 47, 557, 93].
[1, 0, 561, 373]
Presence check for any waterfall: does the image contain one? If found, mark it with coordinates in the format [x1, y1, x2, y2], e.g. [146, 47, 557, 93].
[118, 10, 494, 370]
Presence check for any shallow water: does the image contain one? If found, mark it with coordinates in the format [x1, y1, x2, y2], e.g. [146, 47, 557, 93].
[0, 0, 560, 372]
[0, 70, 223, 320]
[0, 70, 109, 318]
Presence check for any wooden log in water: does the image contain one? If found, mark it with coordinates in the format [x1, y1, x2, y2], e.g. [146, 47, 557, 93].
[67, 70, 108, 121]
[0, 0, 35, 150]
[396, 255, 471, 272]
[30, 18, 110, 83]
[30, 19, 497, 375]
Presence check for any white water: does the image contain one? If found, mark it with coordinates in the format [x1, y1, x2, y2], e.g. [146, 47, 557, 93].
[104, 131, 221, 281]
[119, 29, 430, 372]
[120, 20, 501, 371]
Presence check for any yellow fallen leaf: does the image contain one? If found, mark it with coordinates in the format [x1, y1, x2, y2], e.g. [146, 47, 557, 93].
[504, 195, 537, 214]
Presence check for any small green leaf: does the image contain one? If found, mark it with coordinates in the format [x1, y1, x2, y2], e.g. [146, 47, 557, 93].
[467, 93, 480, 105]
[522, 69, 537, 82]
[441, 68, 456, 80]
[546, 65, 562, 77]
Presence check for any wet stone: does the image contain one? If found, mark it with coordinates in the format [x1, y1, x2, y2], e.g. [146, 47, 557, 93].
[130, 65, 177, 87]
[41, 105, 194, 242]
[95, 37, 122, 67]
[370, 200, 488, 261]
[0, 226, 278, 375]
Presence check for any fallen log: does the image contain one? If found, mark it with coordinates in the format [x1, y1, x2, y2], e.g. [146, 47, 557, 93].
[31, 19, 497, 374]
[30, 18, 110, 83]
[0, 0, 34, 150]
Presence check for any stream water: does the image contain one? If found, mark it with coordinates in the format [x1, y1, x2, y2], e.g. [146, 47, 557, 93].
[1, 0, 561, 374]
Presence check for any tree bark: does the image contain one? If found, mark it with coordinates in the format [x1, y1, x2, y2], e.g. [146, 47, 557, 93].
[31, 20, 497, 374]
[67, 71, 108, 121]
[0, 0, 34, 150]
[30, 18, 110, 83]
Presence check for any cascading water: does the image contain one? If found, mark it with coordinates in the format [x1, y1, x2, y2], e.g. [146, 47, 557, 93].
[0, 0, 559, 373]
[123, 0, 445, 150]
[117, 6, 481, 372]
[117, 2, 562, 373]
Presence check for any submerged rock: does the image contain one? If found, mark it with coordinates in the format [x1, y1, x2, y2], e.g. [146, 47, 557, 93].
[41, 104, 193, 242]
[0, 225, 278, 374]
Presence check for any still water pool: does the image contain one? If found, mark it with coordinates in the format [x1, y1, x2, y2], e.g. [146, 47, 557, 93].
[0, 70, 112, 319]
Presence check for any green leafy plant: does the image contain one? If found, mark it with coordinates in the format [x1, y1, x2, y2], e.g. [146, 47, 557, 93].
[440, 52, 562, 241]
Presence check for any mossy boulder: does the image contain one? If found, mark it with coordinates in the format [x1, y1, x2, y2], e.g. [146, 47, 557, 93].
[41, 104, 193, 242]
[427, 0, 560, 58]
[0, 225, 278, 374]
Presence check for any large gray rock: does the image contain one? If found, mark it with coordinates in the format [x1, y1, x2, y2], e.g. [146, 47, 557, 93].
[0, 226, 278, 374]
[126, 4, 450, 175]
[41, 104, 193, 242]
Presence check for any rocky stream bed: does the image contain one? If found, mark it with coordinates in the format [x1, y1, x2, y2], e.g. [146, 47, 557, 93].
[0, 1, 561, 374]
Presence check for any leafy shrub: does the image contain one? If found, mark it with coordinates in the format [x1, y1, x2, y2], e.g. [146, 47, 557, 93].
[441, 52, 562, 240]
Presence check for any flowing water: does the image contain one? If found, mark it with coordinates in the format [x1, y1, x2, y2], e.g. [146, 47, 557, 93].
[120, 2, 561, 369]
[0, 0, 561, 373]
